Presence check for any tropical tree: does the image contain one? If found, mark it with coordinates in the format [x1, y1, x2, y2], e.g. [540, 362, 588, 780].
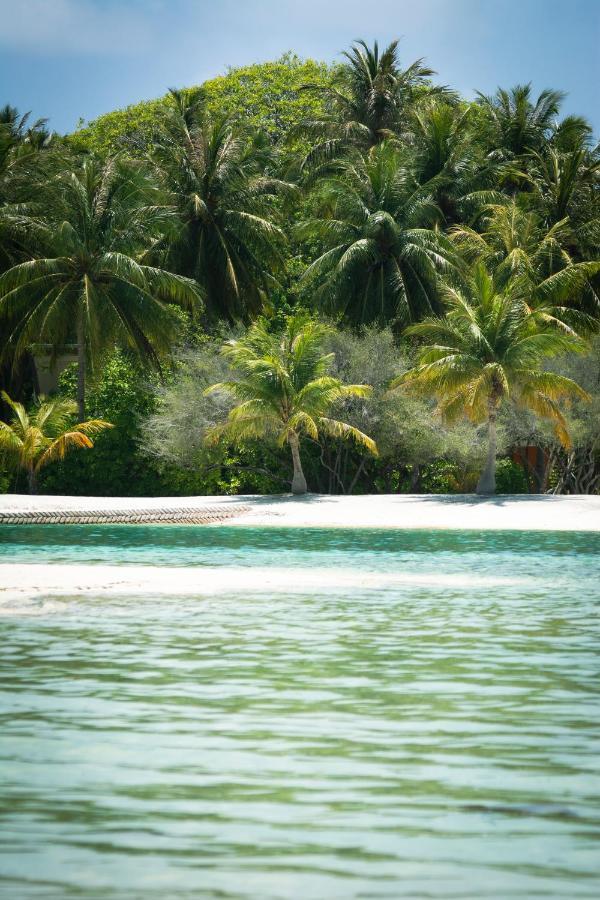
[0, 156, 201, 419]
[151, 88, 287, 321]
[0, 391, 111, 493]
[394, 263, 589, 494]
[476, 84, 566, 160]
[298, 141, 451, 326]
[0, 104, 52, 152]
[300, 39, 447, 168]
[205, 314, 377, 493]
[450, 201, 600, 331]
[524, 144, 600, 264]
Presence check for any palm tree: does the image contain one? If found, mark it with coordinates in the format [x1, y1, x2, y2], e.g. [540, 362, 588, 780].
[298, 142, 451, 326]
[300, 39, 449, 168]
[0, 104, 51, 147]
[394, 264, 589, 494]
[476, 84, 565, 160]
[151, 88, 287, 321]
[411, 101, 484, 223]
[205, 314, 377, 493]
[0, 391, 111, 493]
[525, 145, 600, 237]
[0, 156, 201, 419]
[450, 201, 600, 331]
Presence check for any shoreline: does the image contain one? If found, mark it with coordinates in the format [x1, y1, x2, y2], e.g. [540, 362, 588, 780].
[0, 493, 599, 531]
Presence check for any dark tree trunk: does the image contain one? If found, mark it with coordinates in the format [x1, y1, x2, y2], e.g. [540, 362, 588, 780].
[410, 464, 422, 493]
[76, 310, 85, 421]
[28, 468, 38, 495]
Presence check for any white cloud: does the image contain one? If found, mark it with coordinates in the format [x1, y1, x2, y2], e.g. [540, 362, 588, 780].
[0, 0, 155, 54]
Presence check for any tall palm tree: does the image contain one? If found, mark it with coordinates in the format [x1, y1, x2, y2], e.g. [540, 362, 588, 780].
[151, 88, 287, 322]
[298, 141, 451, 326]
[0, 156, 201, 419]
[300, 39, 448, 169]
[0, 391, 111, 493]
[525, 145, 600, 239]
[411, 100, 483, 223]
[476, 84, 565, 159]
[205, 314, 377, 493]
[394, 263, 589, 494]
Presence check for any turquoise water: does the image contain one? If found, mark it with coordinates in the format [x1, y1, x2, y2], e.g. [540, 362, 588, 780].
[1, 526, 599, 898]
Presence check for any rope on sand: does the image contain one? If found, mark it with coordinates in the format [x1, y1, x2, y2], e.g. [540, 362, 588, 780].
[0, 505, 251, 526]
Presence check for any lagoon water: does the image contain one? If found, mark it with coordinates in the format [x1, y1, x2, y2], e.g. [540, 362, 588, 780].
[1, 526, 599, 898]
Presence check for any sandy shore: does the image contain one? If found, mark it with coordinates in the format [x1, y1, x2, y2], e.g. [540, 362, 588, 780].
[0, 492, 599, 530]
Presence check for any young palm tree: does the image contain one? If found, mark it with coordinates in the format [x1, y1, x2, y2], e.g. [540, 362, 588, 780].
[151, 89, 287, 321]
[0, 391, 111, 493]
[298, 142, 451, 326]
[0, 156, 201, 419]
[394, 264, 589, 494]
[300, 39, 448, 168]
[205, 314, 377, 493]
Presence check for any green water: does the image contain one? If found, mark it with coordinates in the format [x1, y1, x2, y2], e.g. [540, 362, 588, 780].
[1, 527, 599, 898]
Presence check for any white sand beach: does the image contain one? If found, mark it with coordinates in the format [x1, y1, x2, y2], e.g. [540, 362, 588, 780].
[0, 492, 599, 530]
[1, 494, 597, 606]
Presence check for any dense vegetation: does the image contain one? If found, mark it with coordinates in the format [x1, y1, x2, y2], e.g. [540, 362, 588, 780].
[0, 43, 598, 495]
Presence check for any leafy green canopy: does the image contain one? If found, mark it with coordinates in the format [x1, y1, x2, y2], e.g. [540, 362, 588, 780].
[70, 55, 333, 156]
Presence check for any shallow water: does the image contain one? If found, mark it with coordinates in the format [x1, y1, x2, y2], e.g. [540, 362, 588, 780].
[1, 527, 599, 898]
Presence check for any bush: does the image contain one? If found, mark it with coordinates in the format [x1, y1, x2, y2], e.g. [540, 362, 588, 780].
[495, 458, 529, 494]
[420, 460, 461, 494]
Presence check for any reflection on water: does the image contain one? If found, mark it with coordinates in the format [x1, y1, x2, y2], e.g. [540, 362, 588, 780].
[1, 528, 599, 898]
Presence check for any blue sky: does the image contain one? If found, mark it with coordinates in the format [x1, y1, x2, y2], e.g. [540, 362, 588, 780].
[1, 0, 598, 135]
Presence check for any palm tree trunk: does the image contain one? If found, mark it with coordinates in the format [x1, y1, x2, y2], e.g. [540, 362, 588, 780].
[476, 408, 497, 495]
[289, 432, 307, 495]
[76, 310, 85, 421]
[410, 463, 422, 493]
[28, 467, 38, 495]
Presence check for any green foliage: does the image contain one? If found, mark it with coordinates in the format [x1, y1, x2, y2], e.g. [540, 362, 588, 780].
[150, 90, 287, 320]
[71, 55, 333, 157]
[495, 458, 529, 494]
[0, 390, 110, 492]
[298, 141, 451, 326]
[400, 263, 589, 438]
[1, 38, 599, 497]
[202, 55, 332, 149]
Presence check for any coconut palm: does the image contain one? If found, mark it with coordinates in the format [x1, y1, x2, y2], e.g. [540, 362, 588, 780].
[525, 145, 600, 239]
[0, 156, 201, 419]
[411, 100, 484, 223]
[393, 263, 589, 494]
[151, 88, 287, 321]
[476, 84, 565, 160]
[205, 314, 377, 493]
[0, 104, 51, 147]
[298, 141, 452, 326]
[300, 39, 449, 169]
[0, 391, 111, 493]
[450, 201, 600, 331]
